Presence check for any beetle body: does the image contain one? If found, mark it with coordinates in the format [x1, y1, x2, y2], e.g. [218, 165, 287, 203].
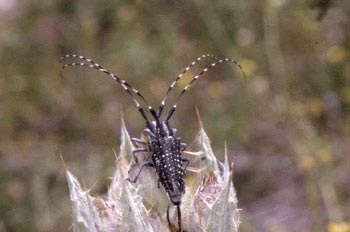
[145, 121, 186, 205]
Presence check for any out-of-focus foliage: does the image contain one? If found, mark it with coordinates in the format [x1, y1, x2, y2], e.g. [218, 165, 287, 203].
[0, 0, 349, 231]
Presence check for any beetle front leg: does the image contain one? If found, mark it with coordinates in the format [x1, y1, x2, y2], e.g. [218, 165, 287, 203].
[131, 148, 148, 163]
[131, 137, 149, 163]
[126, 162, 154, 183]
[132, 138, 147, 146]
[144, 128, 157, 139]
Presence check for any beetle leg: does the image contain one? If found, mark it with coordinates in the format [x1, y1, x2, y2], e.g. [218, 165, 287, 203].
[131, 148, 148, 163]
[180, 143, 187, 151]
[183, 151, 203, 156]
[133, 148, 148, 154]
[132, 137, 147, 146]
[181, 157, 190, 172]
[177, 205, 183, 232]
[126, 162, 154, 183]
[144, 128, 157, 139]
[167, 205, 185, 232]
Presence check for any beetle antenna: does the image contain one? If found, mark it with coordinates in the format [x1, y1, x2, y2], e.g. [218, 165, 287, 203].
[166, 57, 246, 121]
[60, 54, 158, 122]
[157, 54, 218, 118]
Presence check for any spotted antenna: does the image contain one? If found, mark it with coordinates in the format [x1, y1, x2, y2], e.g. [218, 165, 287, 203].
[166, 57, 247, 121]
[59, 54, 157, 122]
[157, 54, 218, 118]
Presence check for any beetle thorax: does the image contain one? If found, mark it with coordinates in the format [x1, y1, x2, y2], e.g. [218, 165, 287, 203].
[147, 120, 174, 137]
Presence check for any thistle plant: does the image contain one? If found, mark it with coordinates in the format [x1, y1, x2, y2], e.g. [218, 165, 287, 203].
[63, 118, 240, 232]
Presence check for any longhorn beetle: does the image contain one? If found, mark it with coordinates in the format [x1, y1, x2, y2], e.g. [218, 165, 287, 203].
[60, 53, 246, 232]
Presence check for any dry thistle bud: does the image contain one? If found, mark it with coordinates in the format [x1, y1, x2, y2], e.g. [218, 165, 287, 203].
[63, 119, 240, 232]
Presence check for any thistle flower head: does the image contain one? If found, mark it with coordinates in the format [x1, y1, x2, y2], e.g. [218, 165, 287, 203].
[63, 119, 240, 232]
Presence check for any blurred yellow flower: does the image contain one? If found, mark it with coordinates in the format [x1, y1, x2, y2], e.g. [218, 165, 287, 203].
[307, 98, 324, 117]
[240, 59, 257, 77]
[118, 5, 137, 23]
[341, 86, 350, 104]
[327, 46, 346, 63]
[290, 101, 306, 118]
[317, 147, 333, 164]
[298, 155, 315, 171]
[176, 71, 193, 89]
[328, 221, 350, 232]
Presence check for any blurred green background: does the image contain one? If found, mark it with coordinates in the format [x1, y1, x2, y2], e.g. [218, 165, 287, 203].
[0, 0, 349, 231]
